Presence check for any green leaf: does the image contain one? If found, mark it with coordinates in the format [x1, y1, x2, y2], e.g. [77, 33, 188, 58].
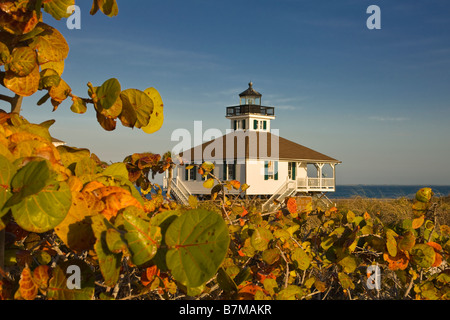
[411, 244, 436, 268]
[165, 209, 230, 288]
[0, 41, 10, 65]
[91, 215, 122, 287]
[386, 229, 398, 257]
[188, 195, 198, 208]
[102, 162, 129, 181]
[415, 188, 433, 203]
[119, 89, 154, 128]
[6, 160, 51, 207]
[250, 227, 273, 251]
[398, 231, 416, 252]
[43, 0, 75, 20]
[338, 272, 355, 290]
[0, 155, 16, 225]
[276, 285, 304, 300]
[216, 267, 238, 293]
[8, 46, 37, 77]
[70, 96, 87, 114]
[262, 248, 280, 265]
[10, 180, 72, 233]
[338, 255, 358, 273]
[96, 78, 121, 110]
[291, 247, 311, 271]
[117, 207, 162, 266]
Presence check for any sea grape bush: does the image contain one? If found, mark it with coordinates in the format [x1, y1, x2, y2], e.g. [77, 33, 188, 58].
[0, 129, 448, 300]
[0, 113, 230, 299]
[0, 0, 448, 301]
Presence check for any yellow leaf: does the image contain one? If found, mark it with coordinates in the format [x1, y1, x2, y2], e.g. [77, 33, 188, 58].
[142, 87, 164, 134]
[203, 178, 214, 189]
[4, 65, 40, 96]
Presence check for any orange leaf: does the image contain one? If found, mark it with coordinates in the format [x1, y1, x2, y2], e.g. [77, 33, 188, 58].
[286, 197, 297, 214]
[141, 265, 160, 287]
[33, 265, 51, 290]
[19, 266, 38, 300]
[412, 215, 425, 229]
[427, 242, 443, 267]
[237, 284, 265, 300]
[383, 251, 409, 271]
[230, 180, 241, 190]
[82, 181, 105, 193]
[101, 192, 143, 220]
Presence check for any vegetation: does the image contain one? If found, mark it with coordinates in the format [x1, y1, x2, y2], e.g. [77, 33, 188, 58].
[0, 1, 448, 300]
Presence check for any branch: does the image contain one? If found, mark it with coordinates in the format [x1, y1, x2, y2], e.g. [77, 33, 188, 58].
[0, 94, 14, 104]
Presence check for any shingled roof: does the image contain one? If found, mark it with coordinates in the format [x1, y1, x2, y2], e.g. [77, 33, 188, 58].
[239, 82, 262, 97]
[178, 131, 340, 163]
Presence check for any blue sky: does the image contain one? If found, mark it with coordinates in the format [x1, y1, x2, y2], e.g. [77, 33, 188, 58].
[4, 0, 450, 185]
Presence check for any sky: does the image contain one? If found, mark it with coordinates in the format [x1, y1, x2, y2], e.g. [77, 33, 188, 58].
[2, 0, 450, 185]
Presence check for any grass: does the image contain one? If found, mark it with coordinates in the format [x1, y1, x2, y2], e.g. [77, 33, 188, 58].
[333, 195, 450, 227]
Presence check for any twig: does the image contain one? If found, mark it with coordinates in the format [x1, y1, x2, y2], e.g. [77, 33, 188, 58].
[276, 244, 289, 289]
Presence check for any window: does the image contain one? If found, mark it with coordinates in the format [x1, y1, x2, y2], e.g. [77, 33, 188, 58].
[253, 119, 258, 130]
[264, 161, 278, 180]
[223, 161, 236, 180]
[288, 162, 296, 180]
[185, 164, 196, 181]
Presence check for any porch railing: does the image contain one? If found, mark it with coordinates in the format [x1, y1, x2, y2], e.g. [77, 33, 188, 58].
[296, 178, 335, 190]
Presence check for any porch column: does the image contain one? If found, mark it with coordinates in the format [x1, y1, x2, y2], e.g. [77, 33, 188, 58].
[315, 163, 324, 189]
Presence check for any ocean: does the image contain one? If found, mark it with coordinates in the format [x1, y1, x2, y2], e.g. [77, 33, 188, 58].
[330, 185, 450, 199]
[150, 185, 450, 200]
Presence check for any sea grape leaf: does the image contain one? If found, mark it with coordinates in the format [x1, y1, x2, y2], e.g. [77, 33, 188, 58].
[29, 23, 69, 64]
[19, 265, 38, 300]
[0, 154, 16, 223]
[338, 254, 358, 273]
[116, 206, 161, 266]
[141, 87, 164, 134]
[91, 215, 122, 287]
[202, 178, 214, 189]
[338, 272, 355, 290]
[398, 231, 416, 252]
[70, 96, 87, 114]
[262, 248, 280, 265]
[415, 188, 433, 203]
[8, 46, 37, 77]
[4, 65, 40, 96]
[54, 191, 99, 252]
[291, 247, 311, 271]
[96, 78, 121, 110]
[386, 229, 398, 257]
[43, 0, 75, 20]
[10, 180, 71, 233]
[165, 209, 230, 288]
[47, 260, 95, 300]
[250, 227, 273, 251]
[0, 4, 39, 35]
[216, 267, 238, 293]
[6, 160, 51, 207]
[411, 244, 436, 269]
[0, 41, 10, 64]
[276, 285, 304, 300]
[91, 0, 119, 17]
[119, 89, 153, 128]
